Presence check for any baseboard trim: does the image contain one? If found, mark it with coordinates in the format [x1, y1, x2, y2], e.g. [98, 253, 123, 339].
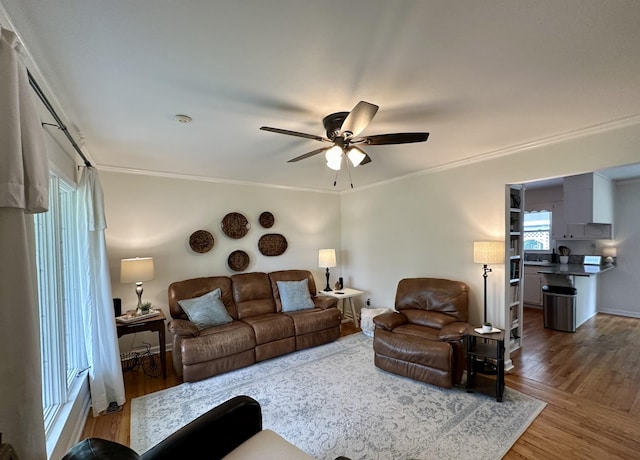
[597, 308, 640, 319]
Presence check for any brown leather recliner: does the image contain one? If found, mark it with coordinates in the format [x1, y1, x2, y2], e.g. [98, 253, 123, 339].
[372, 278, 471, 389]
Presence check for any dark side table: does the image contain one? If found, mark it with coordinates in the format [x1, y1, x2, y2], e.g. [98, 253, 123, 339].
[465, 327, 505, 402]
[116, 310, 167, 378]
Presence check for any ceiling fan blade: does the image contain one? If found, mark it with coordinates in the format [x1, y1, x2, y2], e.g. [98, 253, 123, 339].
[340, 101, 379, 138]
[360, 132, 430, 145]
[287, 146, 332, 163]
[261, 126, 330, 143]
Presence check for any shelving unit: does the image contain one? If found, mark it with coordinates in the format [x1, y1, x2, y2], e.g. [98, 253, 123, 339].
[506, 185, 524, 353]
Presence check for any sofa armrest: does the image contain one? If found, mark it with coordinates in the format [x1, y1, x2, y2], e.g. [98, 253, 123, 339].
[313, 295, 338, 310]
[439, 322, 471, 342]
[167, 319, 200, 338]
[142, 395, 262, 460]
[372, 311, 407, 331]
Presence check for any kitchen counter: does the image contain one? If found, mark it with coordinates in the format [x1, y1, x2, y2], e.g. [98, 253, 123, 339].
[524, 262, 615, 329]
[530, 263, 615, 277]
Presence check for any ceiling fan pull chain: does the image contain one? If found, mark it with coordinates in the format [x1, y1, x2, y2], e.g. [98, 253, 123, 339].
[333, 169, 339, 187]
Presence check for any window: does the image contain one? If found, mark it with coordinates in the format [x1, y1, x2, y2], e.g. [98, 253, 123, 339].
[523, 211, 552, 250]
[34, 173, 86, 435]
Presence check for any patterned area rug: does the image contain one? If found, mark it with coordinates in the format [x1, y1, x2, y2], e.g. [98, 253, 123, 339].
[131, 334, 545, 459]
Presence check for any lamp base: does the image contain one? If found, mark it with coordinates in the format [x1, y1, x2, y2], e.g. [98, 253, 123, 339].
[323, 267, 332, 291]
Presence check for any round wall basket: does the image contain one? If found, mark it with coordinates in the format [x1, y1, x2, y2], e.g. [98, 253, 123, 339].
[228, 250, 250, 272]
[258, 233, 287, 256]
[221, 212, 250, 239]
[259, 211, 275, 228]
[189, 230, 214, 253]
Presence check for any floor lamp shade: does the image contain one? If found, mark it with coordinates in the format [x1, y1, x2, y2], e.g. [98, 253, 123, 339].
[318, 249, 336, 292]
[473, 241, 505, 265]
[120, 257, 155, 307]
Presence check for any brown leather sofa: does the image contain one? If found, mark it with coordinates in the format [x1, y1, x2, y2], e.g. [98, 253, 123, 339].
[168, 270, 341, 382]
[372, 278, 471, 389]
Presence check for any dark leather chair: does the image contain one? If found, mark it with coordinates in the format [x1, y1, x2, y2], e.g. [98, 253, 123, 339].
[372, 278, 471, 389]
[63, 396, 262, 460]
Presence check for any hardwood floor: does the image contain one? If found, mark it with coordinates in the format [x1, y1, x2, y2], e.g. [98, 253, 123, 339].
[81, 313, 640, 458]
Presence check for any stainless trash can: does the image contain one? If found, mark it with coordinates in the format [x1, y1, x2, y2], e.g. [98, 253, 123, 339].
[542, 285, 577, 332]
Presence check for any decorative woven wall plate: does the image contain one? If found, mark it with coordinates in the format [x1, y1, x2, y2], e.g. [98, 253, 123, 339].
[228, 250, 250, 272]
[221, 212, 250, 239]
[258, 233, 288, 256]
[259, 211, 275, 228]
[189, 230, 214, 253]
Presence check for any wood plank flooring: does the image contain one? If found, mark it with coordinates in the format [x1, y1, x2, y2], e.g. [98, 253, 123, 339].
[81, 312, 640, 458]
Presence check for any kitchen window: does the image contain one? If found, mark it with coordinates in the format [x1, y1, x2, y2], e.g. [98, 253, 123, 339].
[524, 211, 552, 250]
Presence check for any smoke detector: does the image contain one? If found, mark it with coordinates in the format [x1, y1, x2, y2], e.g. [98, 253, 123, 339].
[174, 114, 192, 124]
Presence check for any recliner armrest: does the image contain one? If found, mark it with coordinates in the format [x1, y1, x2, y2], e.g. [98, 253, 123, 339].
[167, 318, 200, 337]
[313, 295, 338, 310]
[372, 311, 407, 331]
[439, 322, 470, 342]
[142, 395, 262, 460]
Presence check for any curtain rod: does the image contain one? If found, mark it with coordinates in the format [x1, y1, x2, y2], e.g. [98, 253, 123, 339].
[27, 69, 92, 167]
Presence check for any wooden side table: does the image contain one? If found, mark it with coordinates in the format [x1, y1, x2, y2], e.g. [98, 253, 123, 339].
[116, 310, 167, 378]
[318, 288, 365, 328]
[465, 327, 505, 402]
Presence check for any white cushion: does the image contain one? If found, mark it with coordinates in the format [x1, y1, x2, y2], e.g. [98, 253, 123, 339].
[222, 429, 314, 460]
[360, 307, 392, 337]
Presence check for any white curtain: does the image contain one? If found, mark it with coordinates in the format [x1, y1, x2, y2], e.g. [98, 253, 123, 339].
[76, 166, 126, 416]
[0, 25, 48, 459]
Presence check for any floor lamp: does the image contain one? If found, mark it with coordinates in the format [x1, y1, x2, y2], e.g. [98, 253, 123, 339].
[473, 241, 505, 324]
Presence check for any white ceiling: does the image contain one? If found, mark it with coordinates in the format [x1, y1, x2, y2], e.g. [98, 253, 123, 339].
[2, 0, 640, 191]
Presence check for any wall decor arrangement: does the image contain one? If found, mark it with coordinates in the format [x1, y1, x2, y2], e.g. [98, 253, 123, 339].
[221, 212, 250, 239]
[228, 249, 250, 272]
[259, 211, 275, 228]
[189, 229, 214, 253]
[258, 233, 288, 256]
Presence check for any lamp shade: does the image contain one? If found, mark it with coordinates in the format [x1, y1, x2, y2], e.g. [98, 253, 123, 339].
[473, 241, 504, 264]
[602, 247, 617, 258]
[318, 249, 336, 268]
[120, 257, 155, 283]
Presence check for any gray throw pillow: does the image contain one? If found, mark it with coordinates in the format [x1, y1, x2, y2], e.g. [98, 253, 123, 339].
[178, 288, 233, 330]
[277, 279, 315, 312]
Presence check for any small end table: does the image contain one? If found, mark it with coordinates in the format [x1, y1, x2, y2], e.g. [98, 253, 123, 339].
[116, 310, 167, 378]
[318, 288, 365, 328]
[465, 327, 505, 402]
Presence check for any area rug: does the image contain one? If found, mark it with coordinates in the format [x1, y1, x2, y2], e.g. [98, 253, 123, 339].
[131, 334, 545, 459]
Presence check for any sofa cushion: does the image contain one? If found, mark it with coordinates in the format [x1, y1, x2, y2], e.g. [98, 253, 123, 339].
[241, 313, 295, 345]
[178, 288, 234, 330]
[181, 321, 256, 366]
[277, 279, 315, 312]
[169, 276, 237, 320]
[269, 270, 318, 311]
[284, 307, 341, 335]
[232, 272, 277, 319]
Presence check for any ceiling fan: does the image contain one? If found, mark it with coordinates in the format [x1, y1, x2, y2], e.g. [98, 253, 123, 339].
[260, 101, 429, 182]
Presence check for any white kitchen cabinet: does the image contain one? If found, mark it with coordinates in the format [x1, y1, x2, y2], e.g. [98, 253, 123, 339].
[523, 266, 543, 306]
[563, 172, 614, 224]
[551, 200, 566, 240]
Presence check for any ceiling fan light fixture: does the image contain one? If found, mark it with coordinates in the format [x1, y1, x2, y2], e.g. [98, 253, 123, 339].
[325, 145, 343, 162]
[326, 156, 342, 171]
[347, 147, 366, 167]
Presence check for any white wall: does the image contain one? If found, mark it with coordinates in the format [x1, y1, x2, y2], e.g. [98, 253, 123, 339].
[598, 178, 640, 318]
[341, 122, 640, 364]
[100, 171, 341, 351]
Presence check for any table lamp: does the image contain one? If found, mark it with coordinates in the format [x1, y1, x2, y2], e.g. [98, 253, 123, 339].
[602, 247, 617, 264]
[120, 257, 155, 309]
[318, 249, 336, 292]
